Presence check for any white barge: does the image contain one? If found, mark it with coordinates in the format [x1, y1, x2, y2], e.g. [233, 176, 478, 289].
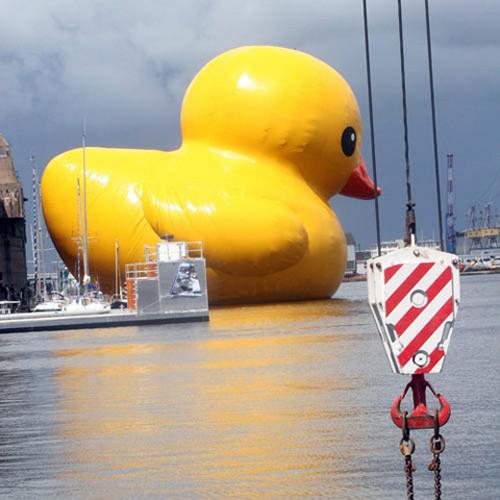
[0, 240, 209, 334]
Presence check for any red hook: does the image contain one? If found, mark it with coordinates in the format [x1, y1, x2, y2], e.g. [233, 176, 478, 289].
[390, 374, 451, 430]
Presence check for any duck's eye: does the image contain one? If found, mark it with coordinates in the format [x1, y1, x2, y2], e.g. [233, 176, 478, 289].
[341, 127, 356, 157]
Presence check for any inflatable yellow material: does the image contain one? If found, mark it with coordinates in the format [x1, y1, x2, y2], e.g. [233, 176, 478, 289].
[42, 46, 379, 304]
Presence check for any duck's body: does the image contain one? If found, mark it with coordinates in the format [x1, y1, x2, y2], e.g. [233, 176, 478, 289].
[42, 46, 378, 304]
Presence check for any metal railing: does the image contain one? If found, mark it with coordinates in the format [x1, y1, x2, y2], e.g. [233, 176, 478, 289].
[144, 241, 204, 263]
[125, 262, 158, 281]
[125, 241, 204, 281]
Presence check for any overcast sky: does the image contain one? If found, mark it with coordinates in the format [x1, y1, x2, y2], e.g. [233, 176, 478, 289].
[1, 0, 499, 254]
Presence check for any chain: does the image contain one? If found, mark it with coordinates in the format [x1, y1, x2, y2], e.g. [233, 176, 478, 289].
[398, 410, 447, 500]
[403, 453, 415, 500]
[428, 410, 445, 500]
[399, 412, 416, 500]
[428, 452, 442, 499]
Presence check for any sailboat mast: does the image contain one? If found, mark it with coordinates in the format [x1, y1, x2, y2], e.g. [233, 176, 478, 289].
[76, 179, 82, 291]
[31, 157, 39, 298]
[81, 122, 90, 286]
[31, 155, 46, 300]
[114, 240, 122, 299]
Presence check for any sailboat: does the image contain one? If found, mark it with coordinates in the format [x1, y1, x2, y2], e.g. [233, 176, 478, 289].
[63, 125, 110, 315]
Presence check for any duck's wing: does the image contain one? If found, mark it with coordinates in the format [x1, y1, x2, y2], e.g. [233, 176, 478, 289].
[143, 189, 308, 276]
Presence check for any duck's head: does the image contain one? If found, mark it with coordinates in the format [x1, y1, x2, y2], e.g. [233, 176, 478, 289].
[181, 45, 378, 200]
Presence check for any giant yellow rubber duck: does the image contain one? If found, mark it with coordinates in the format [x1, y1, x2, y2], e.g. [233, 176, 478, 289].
[42, 46, 379, 304]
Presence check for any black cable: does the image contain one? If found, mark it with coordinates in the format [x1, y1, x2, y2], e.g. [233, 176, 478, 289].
[397, 0, 416, 242]
[425, 0, 445, 251]
[362, 0, 382, 256]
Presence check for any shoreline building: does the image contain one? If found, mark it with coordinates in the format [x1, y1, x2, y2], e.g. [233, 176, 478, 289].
[0, 134, 28, 302]
[355, 238, 440, 275]
[344, 232, 356, 276]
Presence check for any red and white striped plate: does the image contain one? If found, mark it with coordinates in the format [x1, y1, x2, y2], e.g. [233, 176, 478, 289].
[367, 246, 460, 374]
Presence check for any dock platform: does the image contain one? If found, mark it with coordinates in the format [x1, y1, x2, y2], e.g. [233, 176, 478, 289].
[0, 308, 208, 334]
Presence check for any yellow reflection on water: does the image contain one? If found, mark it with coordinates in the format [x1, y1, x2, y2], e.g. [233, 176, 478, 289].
[209, 298, 353, 329]
[54, 299, 360, 496]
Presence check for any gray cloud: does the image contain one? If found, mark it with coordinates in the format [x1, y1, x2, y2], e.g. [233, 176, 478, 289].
[1, 0, 499, 251]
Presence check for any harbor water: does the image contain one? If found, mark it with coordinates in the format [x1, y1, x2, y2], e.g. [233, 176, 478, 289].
[0, 275, 498, 498]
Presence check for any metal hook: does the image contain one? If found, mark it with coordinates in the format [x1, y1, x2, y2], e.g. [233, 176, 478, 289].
[400, 411, 416, 457]
[430, 409, 446, 455]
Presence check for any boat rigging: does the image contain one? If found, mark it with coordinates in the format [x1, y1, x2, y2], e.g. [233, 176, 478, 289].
[81, 120, 90, 288]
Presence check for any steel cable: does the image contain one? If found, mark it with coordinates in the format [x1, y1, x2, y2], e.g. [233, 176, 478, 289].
[362, 0, 382, 256]
[397, 0, 416, 242]
[425, 0, 445, 251]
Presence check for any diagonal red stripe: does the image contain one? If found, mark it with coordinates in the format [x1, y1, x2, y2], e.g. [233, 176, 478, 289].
[398, 297, 453, 367]
[384, 264, 403, 284]
[386, 262, 434, 316]
[394, 267, 452, 336]
[415, 347, 445, 374]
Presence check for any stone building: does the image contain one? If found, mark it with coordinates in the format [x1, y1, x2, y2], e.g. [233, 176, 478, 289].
[0, 134, 28, 301]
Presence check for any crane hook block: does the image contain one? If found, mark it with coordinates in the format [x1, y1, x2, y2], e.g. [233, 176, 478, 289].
[367, 245, 460, 375]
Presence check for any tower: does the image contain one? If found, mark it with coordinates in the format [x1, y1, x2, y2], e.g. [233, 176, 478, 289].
[0, 134, 28, 301]
[445, 153, 456, 253]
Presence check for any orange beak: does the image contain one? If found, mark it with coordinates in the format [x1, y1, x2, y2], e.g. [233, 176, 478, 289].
[340, 155, 381, 200]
